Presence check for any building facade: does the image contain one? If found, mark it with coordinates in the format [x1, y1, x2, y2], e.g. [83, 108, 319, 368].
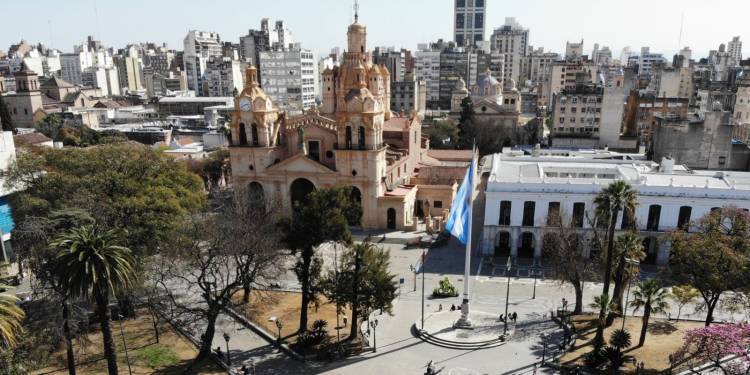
[259, 48, 317, 115]
[490, 18, 529, 84]
[183, 30, 223, 94]
[204, 56, 244, 97]
[229, 15, 467, 230]
[454, 0, 486, 47]
[482, 151, 750, 266]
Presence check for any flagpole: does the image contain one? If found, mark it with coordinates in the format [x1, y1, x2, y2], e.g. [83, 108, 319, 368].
[457, 147, 477, 327]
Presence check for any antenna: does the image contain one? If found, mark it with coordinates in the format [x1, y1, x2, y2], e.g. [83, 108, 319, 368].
[354, 0, 359, 22]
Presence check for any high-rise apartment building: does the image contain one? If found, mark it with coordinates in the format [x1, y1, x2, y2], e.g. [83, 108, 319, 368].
[490, 18, 529, 84]
[204, 56, 244, 97]
[415, 48, 442, 108]
[728, 36, 742, 64]
[454, 0, 486, 47]
[259, 48, 317, 114]
[183, 30, 223, 94]
[239, 18, 271, 66]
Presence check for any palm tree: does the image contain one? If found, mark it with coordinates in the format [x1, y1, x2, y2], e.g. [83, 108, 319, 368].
[589, 293, 612, 348]
[630, 279, 670, 346]
[602, 329, 632, 373]
[594, 181, 638, 340]
[608, 233, 645, 325]
[0, 288, 24, 348]
[51, 226, 137, 375]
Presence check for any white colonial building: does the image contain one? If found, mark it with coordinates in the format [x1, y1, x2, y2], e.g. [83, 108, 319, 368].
[481, 150, 750, 266]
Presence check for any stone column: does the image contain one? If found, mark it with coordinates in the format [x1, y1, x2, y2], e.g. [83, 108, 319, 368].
[533, 230, 542, 262]
[510, 227, 519, 259]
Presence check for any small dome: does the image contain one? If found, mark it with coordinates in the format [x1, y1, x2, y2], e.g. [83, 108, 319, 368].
[476, 69, 501, 92]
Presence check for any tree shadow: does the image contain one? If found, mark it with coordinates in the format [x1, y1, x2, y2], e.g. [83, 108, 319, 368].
[648, 320, 677, 335]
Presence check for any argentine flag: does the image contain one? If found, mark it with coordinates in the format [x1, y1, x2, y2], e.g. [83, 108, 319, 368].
[445, 151, 476, 245]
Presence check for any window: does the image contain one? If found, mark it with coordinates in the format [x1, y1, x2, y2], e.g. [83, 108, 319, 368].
[358, 126, 365, 148]
[499, 201, 512, 226]
[239, 123, 247, 146]
[677, 206, 692, 230]
[547, 202, 561, 226]
[308, 140, 320, 161]
[251, 124, 259, 146]
[434, 201, 443, 208]
[517, 201, 534, 227]
[572, 202, 585, 228]
[647, 205, 661, 231]
[345, 126, 352, 149]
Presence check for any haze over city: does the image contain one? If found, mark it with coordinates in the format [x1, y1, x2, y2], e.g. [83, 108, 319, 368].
[2, 0, 749, 58]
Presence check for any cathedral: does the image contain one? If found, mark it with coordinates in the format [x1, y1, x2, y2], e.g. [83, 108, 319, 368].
[228, 14, 470, 230]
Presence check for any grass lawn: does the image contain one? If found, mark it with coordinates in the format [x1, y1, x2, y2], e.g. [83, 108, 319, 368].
[31, 308, 224, 375]
[560, 314, 705, 373]
[232, 289, 352, 346]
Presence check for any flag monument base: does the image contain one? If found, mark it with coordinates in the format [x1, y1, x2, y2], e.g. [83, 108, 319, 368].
[454, 298, 473, 328]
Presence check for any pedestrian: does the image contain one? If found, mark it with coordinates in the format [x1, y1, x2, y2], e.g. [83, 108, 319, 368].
[499, 313, 505, 323]
[450, 304, 455, 311]
[343, 316, 348, 326]
[512, 312, 518, 323]
[438, 304, 443, 312]
[215, 346, 223, 359]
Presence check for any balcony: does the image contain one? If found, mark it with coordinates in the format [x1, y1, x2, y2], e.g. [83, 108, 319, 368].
[333, 142, 386, 151]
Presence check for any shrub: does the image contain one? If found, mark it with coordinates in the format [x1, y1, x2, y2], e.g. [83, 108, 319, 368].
[432, 277, 459, 298]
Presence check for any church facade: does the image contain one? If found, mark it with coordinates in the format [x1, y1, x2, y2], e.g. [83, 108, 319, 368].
[229, 16, 469, 230]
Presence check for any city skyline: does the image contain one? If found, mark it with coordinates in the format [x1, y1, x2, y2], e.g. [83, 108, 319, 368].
[2, 0, 748, 59]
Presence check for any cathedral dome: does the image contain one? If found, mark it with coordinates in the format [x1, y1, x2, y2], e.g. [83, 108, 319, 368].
[476, 69, 500, 91]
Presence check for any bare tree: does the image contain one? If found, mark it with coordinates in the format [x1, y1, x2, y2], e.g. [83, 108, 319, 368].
[150, 187, 285, 364]
[542, 211, 597, 314]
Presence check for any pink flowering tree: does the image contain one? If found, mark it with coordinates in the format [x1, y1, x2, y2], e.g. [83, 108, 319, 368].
[672, 323, 750, 375]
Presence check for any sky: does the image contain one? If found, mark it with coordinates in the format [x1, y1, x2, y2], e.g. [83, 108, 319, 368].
[2, 0, 749, 60]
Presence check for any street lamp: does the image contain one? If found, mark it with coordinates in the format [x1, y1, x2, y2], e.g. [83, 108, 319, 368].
[621, 258, 641, 330]
[531, 267, 540, 300]
[370, 318, 379, 352]
[275, 319, 283, 347]
[116, 315, 133, 375]
[222, 332, 231, 366]
[540, 333, 549, 365]
[503, 256, 512, 335]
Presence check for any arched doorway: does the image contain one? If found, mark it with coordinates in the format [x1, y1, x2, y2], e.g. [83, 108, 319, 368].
[518, 232, 535, 258]
[239, 123, 247, 145]
[495, 231, 511, 257]
[290, 178, 315, 209]
[387, 208, 396, 230]
[248, 182, 264, 204]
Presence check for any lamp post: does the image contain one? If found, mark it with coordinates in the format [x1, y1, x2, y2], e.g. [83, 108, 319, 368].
[621, 258, 641, 331]
[531, 268, 540, 300]
[275, 319, 283, 347]
[370, 319, 379, 352]
[222, 332, 231, 366]
[116, 315, 133, 375]
[410, 264, 417, 292]
[540, 333, 549, 365]
[503, 256, 512, 335]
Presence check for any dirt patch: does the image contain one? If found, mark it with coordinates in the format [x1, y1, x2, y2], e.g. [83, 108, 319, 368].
[232, 289, 352, 345]
[31, 308, 224, 375]
[560, 314, 704, 373]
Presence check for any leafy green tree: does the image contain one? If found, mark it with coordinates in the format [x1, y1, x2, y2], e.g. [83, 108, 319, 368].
[670, 207, 750, 326]
[187, 148, 231, 192]
[608, 233, 645, 325]
[7, 143, 205, 257]
[671, 284, 699, 322]
[630, 279, 669, 346]
[593, 181, 638, 340]
[589, 293, 613, 348]
[0, 96, 13, 132]
[457, 96, 474, 149]
[0, 289, 24, 349]
[35, 114, 124, 147]
[322, 241, 397, 339]
[281, 187, 360, 332]
[426, 120, 459, 149]
[51, 226, 137, 375]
